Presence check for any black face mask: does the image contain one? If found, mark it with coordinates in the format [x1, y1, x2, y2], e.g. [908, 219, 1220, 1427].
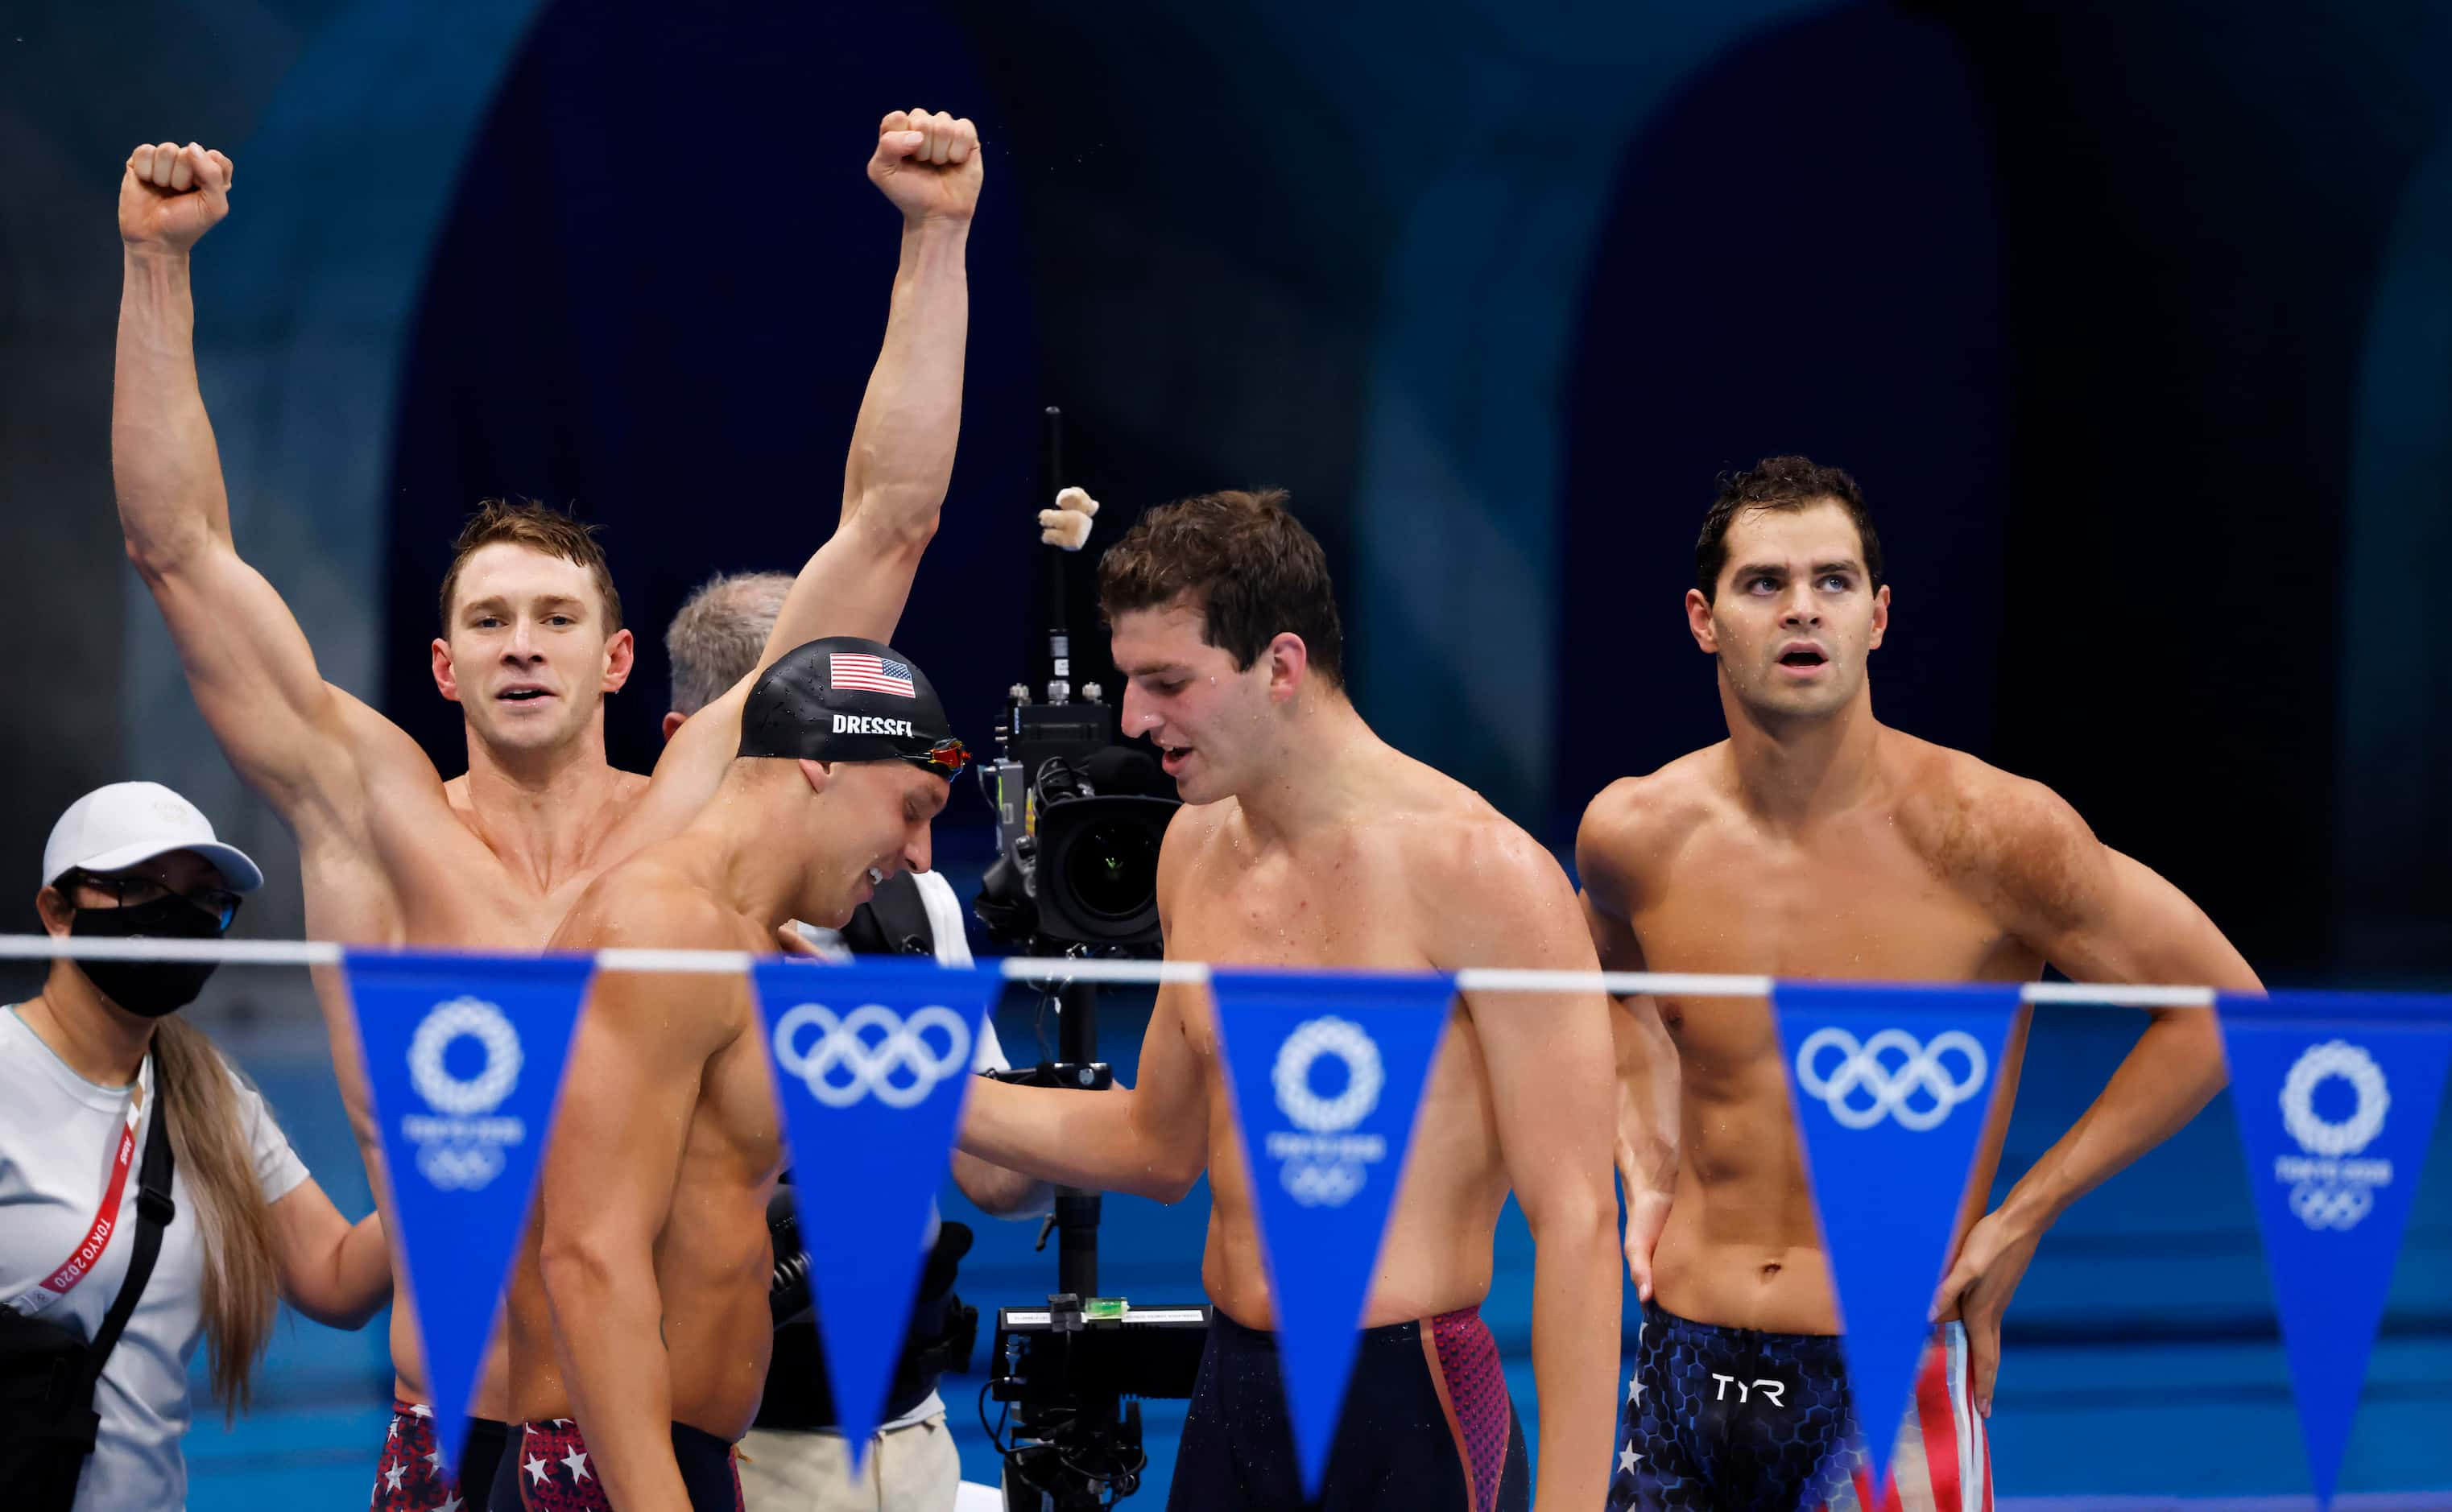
[68, 894, 229, 1018]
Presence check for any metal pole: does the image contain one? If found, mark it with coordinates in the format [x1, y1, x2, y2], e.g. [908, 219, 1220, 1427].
[1055, 977, 1100, 1298]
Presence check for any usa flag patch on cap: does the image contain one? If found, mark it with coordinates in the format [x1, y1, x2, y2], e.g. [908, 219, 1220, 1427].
[829, 652, 916, 698]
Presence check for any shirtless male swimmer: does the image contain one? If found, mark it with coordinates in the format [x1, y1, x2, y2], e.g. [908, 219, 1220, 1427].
[111, 109, 984, 1510]
[496, 638, 966, 1512]
[958, 490, 1623, 1512]
[1583, 456, 2262, 1511]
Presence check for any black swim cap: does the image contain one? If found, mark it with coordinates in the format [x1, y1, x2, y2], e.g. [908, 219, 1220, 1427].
[737, 636, 969, 779]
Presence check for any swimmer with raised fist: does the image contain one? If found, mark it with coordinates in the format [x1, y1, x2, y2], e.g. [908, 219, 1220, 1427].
[110, 109, 983, 1510]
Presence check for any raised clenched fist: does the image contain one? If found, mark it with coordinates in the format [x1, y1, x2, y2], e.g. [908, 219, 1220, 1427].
[119, 143, 235, 254]
[866, 109, 982, 225]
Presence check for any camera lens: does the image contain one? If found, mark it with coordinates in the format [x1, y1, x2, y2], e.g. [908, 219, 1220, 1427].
[1061, 820, 1162, 922]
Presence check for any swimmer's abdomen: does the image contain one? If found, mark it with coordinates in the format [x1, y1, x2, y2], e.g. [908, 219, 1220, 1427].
[653, 1179, 776, 1441]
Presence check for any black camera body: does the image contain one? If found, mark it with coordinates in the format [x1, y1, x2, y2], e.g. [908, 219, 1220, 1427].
[977, 411, 1205, 1508]
[974, 694, 1179, 954]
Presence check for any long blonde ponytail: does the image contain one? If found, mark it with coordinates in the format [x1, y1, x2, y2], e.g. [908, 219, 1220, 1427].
[147, 1017, 280, 1418]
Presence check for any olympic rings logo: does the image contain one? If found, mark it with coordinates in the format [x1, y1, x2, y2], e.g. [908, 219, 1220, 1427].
[1282, 1162, 1367, 1208]
[771, 1002, 972, 1109]
[1793, 1027, 1989, 1132]
[2289, 1181, 2374, 1231]
[407, 998, 523, 1116]
[2280, 1040, 2389, 1157]
[1272, 1017, 1383, 1133]
[417, 1144, 507, 1191]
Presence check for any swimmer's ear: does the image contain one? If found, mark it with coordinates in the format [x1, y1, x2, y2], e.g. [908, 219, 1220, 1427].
[1867, 584, 1891, 651]
[599, 627, 635, 693]
[431, 637, 461, 702]
[1262, 631, 1309, 702]
[660, 710, 687, 742]
[796, 758, 832, 795]
[1684, 589, 1718, 655]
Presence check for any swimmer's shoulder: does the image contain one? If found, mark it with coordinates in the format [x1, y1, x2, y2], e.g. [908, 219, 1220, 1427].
[1576, 747, 1726, 903]
[1157, 796, 1237, 873]
[1383, 766, 1577, 916]
[1151, 797, 1236, 923]
[1888, 732, 2101, 918]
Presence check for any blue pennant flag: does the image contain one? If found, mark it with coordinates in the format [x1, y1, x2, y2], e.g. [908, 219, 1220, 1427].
[750, 956, 1000, 1468]
[345, 950, 594, 1475]
[1209, 968, 1458, 1495]
[2218, 993, 2452, 1508]
[1772, 981, 2020, 1497]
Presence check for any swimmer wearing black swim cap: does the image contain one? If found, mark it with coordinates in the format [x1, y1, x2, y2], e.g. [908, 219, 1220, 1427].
[738, 635, 970, 779]
[495, 633, 968, 1511]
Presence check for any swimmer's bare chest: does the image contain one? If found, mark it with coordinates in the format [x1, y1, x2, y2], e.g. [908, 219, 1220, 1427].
[294, 779, 660, 1403]
[1635, 812, 2035, 1067]
[1626, 801, 2037, 1331]
[1171, 828, 1429, 1135]
[1165, 822, 1504, 1327]
[300, 777, 660, 949]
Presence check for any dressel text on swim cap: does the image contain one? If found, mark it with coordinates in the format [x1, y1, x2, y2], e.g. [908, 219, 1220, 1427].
[833, 714, 918, 737]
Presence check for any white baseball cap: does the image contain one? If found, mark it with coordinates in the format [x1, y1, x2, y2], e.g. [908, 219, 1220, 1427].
[41, 781, 266, 894]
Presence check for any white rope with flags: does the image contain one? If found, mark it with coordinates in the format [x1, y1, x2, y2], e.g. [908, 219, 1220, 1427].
[0, 932, 2218, 1005]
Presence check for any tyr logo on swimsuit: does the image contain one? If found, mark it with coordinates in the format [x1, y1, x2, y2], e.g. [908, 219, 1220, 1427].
[1792, 1027, 1989, 1131]
[1265, 1016, 1387, 1208]
[403, 996, 527, 1190]
[770, 1001, 972, 1109]
[2276, 1039, 2393, 1231]
[1708, 1374, 1788, 1407]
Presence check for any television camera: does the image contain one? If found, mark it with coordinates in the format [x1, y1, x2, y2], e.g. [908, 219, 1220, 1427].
[972, 411, 1202, 1509]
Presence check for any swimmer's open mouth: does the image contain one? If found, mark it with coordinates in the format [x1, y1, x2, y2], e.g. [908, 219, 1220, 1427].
[1776, 646, 1827, 668]
[496, 684, 555, 702]
[1159, 743, 1193, 772]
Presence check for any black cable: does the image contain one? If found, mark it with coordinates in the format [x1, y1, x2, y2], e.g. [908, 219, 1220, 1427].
[977, 1377, 1012, 1457]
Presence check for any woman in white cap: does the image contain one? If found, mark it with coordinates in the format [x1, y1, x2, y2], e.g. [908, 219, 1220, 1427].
[0, 781, 392, 1512]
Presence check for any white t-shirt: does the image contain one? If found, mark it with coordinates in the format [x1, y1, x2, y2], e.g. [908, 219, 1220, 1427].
[790, 870, 1029, 1434]
[0, 1006, 310, 1512]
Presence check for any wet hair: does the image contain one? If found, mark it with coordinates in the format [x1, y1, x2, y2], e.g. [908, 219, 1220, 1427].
[1096, 489, 1345, 687]
[437, 498, 622, 634]
[1694, 456, 1884, 602]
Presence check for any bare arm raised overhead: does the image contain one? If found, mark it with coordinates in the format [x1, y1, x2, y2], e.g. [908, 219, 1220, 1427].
[113, 143, 422, 845]
[644, 109, 983, 814]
